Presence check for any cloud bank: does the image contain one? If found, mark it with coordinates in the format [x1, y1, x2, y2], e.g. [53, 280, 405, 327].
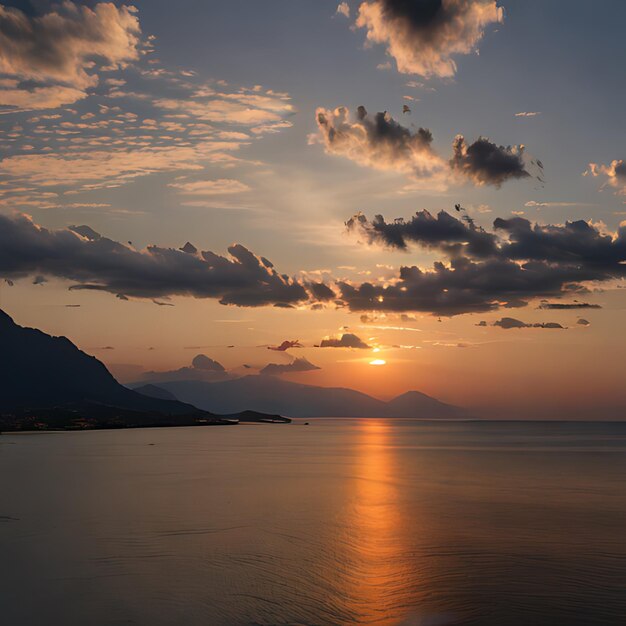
[342, 209, 626, 315]
[0, 212, 312, 307]
[2, 209, 622, 318]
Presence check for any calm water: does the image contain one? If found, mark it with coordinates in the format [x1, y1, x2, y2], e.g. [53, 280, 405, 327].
[1, 420, 625, 626]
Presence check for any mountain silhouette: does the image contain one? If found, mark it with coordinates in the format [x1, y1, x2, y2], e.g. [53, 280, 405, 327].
[134, 375, 466, 419]
[0, 309, 212, 416]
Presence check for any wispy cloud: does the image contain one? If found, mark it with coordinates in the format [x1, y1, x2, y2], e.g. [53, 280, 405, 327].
[168, 179, 251, 196]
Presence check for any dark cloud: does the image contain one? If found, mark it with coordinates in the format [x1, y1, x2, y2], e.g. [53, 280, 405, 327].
[347, 209, 498, 256]
[69, 224, 101, 241]
[493, 317, 565, 330]
[3, 209, 621, 320]
[0, 213, 309, 308]
[355, 0, 503, 78]
[320, 333, 370, 349]
[180, 242, 198, 254]
[351, 210, 626, 273]
[342, 209, 626, 315]
[338, 254, 604, 316]
[577, 318, 591, 326]
[141, 354, 229, 384]
[306, 281, 336, 301]
[260, 357, 320, 376]
[493, 217, 626, 271]
[268, 340, 303, 351]
[192, 354, 225, 372]
[539, 301, 602, 310]
[450, 135, 535, 187]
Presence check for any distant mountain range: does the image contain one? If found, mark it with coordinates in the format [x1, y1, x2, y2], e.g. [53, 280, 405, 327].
[134, 375, 467, 419]
[0, 309, 285, 429]
[0, 307, 466, 427]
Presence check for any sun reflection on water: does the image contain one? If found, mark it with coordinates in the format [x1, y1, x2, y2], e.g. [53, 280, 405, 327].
[340, 420, 409, 625]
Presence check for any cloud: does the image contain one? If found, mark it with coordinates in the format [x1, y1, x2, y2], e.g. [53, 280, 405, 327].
[586, 159, 626, 196]
[0, 2, 141, 110]
[315, 105, 443, 179]
[192, 354, 225, 371]
[0, 72, 295, 203]
[338, 253, 617, 316]
[342, 209, 626, 315]
[538, 301, 601, 310]
[0, 84, 87, 111]
[524, 201, 588, 208]
[336, 2, 351, 18]
[260, 357, 320, 376]
[0, 212, 308, 307]
[2, 205, 621, 319]
[577, 318, 590, 326]
[306, 281, 336, 301]
[515, 112, 541, 117]
[168, 179, 251, 196]
[0, 142, 242, 191]
[351, 210, 626, 273]
[492, 216, 626, 269]
[314, 106, 540, 188]
[450, 135, 536, 187]
[492, 317, 565, 330]
[180, 242, 198, 254]
[355, 0, 503, 77]
[154, 87, 294, 126]
[320, 333, 370, 349]
[346, 209, 498, 256]
[268, 340, 303, 351]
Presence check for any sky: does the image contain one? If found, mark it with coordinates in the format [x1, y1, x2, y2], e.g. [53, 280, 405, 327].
[0, 0, 625, 417]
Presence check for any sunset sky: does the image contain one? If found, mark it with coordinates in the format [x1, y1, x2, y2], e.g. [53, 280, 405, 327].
[1, 0, 625, 417]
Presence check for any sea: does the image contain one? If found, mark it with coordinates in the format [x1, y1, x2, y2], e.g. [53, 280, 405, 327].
[1, 419, 625, 625]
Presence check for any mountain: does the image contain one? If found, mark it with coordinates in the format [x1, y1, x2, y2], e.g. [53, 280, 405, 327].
[133, 384, 179, 402]
[0, 309, 199, 415]
[385, 391, 460, 418]
[135, 375, 467, 419]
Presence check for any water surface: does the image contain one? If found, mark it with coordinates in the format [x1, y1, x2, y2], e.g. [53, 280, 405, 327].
[1, 420, 625, 625]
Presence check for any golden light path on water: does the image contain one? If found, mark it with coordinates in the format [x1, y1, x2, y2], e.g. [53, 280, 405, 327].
[340, 420, 407, 624]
